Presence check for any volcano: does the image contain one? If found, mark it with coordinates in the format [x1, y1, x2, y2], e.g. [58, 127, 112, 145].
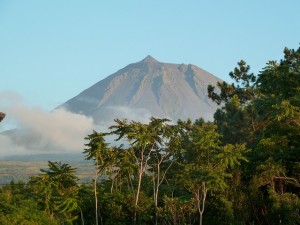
[60, 56, 221, 123]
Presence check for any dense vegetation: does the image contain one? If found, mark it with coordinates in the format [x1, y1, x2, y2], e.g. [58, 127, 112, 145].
[0, 46, 299, 224]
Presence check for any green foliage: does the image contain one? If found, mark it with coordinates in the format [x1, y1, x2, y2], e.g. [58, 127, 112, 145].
[0, 182, 59, 225]
[28, 161, 79, 223]
[158, 196, 197, 225]
[268, 190, 300, 225]
[204, 195, 234, 225]
[208, 60, 256, 105]
[207, 45, 300, 225]
[84, 130, 112, 170]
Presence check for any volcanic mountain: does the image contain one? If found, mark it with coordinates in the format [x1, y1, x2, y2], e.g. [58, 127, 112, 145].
[60, 56, 222, 123]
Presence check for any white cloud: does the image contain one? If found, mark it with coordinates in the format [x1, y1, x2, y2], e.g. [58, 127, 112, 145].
[0, 92, 173, 158]
[0, 134, 31, 157]
[106, 106, 154, 123]
[0, 92, 95, 157]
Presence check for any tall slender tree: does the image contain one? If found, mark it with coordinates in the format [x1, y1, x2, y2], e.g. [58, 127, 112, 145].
[84, 131, 110, 225]
[109, 117, 170, 225]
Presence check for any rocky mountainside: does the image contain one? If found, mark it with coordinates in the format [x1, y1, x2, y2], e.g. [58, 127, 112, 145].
[60, 56, 222, 123]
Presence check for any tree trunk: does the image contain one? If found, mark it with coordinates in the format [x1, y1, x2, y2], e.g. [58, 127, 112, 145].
[200, 183, 207, 225]
[135, 169, 143, 206]
[94, 164, 99, 225]
[199, 212, 203, 225]
[80, 207, 84, 225]
[134, 170, 143, 225]
[154, 163, 160, 225]
[195, 183, 207, 225]
[110, 177, 114, 194]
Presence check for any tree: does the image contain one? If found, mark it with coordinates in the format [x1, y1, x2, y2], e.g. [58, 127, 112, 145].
[109, 117, 170, 225]
[149, 120, 175, 225]
[29, 161, 79, 223]
[246, 46, 300, 224]
[177, 120, 248, 225]
[83, 131, 111, 225]
[208, 60, 258, 145]
[208, 60, 256, 105]
[207, 45, 300, 224]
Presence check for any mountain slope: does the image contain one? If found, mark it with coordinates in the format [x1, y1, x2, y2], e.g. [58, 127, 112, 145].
[60, 56, 222, 123]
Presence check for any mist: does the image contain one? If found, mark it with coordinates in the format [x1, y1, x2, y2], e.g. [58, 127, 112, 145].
[0, 92, 95, 158]
[0, 92, 169, 158]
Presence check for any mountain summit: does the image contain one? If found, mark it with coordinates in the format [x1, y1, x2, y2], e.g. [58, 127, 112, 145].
[60, 56, 222, 123]
[141, 55, 159, 63]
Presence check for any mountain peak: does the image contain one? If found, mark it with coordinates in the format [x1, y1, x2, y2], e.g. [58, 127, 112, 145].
[141, 55, 159, 63]
[61, 57, 222, 123]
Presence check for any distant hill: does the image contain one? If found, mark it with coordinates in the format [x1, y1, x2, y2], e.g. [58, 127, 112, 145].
[60, 55, 222, 123]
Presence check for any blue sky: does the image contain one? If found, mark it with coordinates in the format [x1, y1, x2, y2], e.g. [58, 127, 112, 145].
[1, 0, 300, 111]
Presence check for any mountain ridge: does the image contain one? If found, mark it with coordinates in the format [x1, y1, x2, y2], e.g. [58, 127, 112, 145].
[60, 56, 222, 123]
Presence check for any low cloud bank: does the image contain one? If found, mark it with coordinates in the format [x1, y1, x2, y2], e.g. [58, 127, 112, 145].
[0, 92, 94, 157]
[0, 92, 167, 158]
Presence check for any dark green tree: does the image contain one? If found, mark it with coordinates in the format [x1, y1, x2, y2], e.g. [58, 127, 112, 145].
[29, 161, 79, 224]
[208, 45, 300, 224]
[176, 120, 248, 225]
